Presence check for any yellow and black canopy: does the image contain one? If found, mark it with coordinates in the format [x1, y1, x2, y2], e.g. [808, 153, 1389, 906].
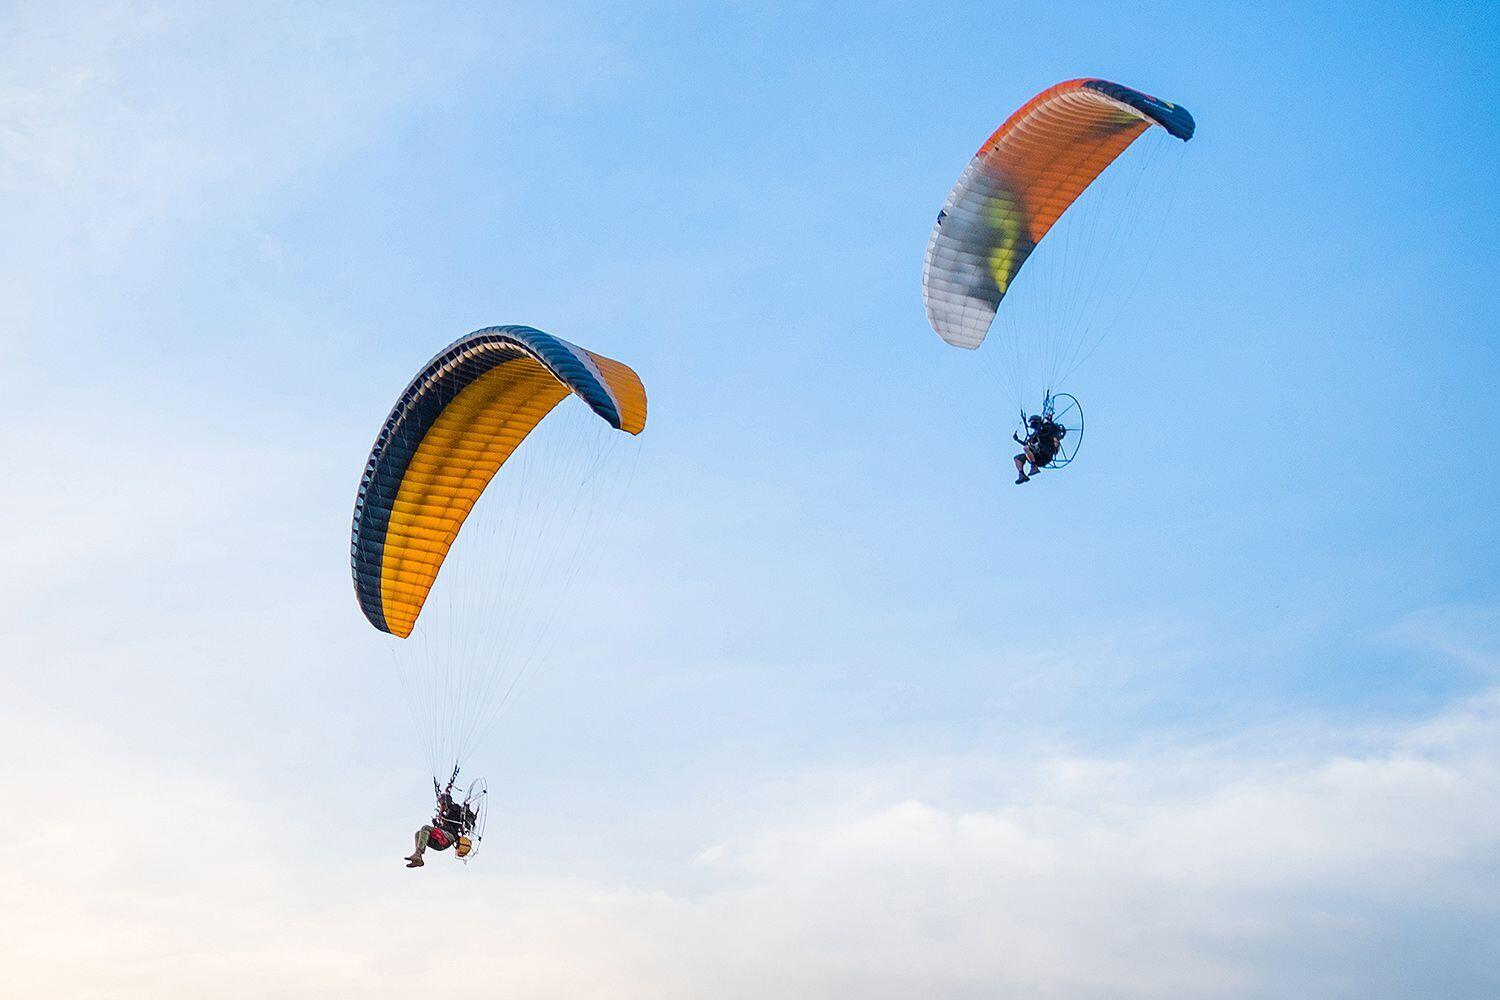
[351, 325, 647, 638]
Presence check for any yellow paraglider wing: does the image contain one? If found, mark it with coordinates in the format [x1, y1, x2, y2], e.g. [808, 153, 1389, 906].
[350, 325, 647, 638]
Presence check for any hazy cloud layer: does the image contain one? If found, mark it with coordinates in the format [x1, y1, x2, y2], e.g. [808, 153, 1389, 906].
[3, 672, 1497, 999]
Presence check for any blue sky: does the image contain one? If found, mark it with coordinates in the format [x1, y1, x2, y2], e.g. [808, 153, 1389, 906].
[3, 2, 1498, 997]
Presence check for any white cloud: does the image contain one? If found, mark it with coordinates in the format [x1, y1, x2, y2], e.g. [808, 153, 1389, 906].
[2, 679, 1496, 999]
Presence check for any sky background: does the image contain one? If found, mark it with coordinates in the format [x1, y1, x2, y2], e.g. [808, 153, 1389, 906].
[2, 2, 1499, 997]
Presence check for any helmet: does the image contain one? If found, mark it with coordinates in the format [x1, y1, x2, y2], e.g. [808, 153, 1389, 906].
[1028, 415, 1042, 428]
[455, 835, 473, 858]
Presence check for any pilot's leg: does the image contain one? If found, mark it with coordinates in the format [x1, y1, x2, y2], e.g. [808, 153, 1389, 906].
[406, 825, 433, 866]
